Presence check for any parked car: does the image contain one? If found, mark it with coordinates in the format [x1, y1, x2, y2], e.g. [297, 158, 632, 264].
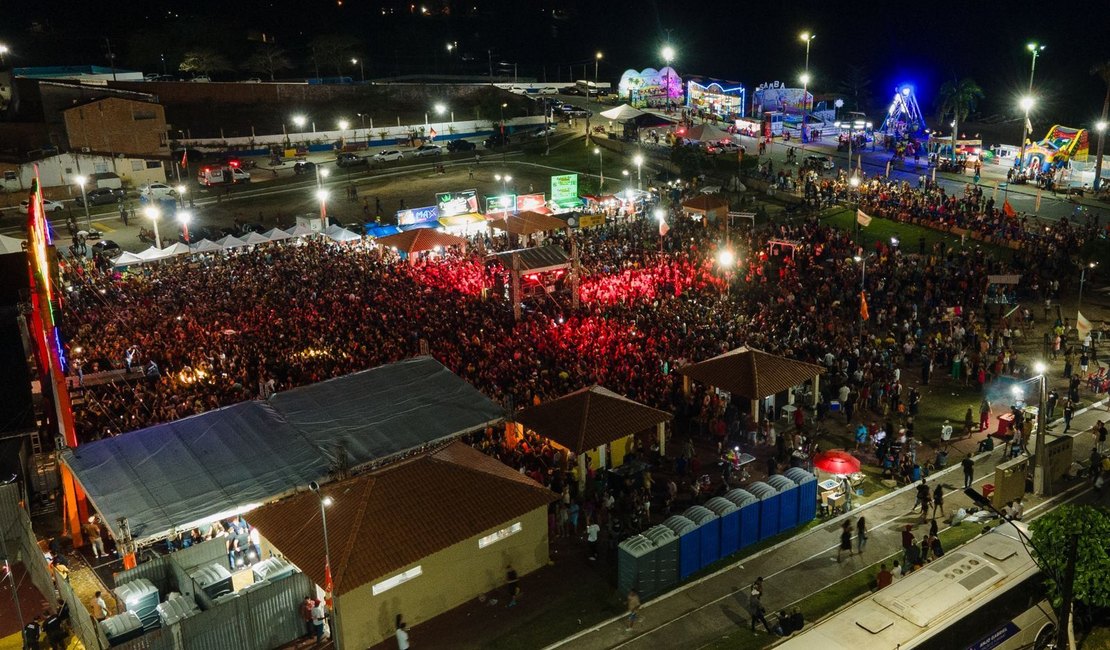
[138, 183, 178, 198]
[539, 87, 558, 95]
[412, 144, 443, 157]
[191, 76, 211, 83]
[293, 161, 318, 175]
[336, 153, 369, 168]
[446, 139, 476, 152]
[533, 125, 558, 138]
[563, 107, 591, 118]
[20, 198, 65, 212]
[484, 133, 511, 149]
[371, 150, 404, 162]
[244, 78, 262, 83]
[806, 155, 835, 170]
[92, 240, 121, 256]
[75, 188, 125, 207]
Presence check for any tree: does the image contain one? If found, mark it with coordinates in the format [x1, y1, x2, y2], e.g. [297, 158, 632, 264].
[936, 78, 984, 162]
[1029, 505, 1110, 609]
[178, 48, 232, 78]
[837, 65, 873, 114]
[244, 46, 293, 81]
[1091, 61, 1110, 192]
[310, 35, 360, 77]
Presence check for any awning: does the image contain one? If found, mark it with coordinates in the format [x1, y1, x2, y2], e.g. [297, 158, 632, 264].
[365, 225, 402, 238]
[438, 213, 486, 228]
[554, 197, 584, 209]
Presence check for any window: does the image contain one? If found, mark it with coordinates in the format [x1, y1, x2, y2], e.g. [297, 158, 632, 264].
[132, 110, 157, 121]
[371, 566, 422, 596]
[146, 161, 163, 169]
[131, 160, 143, 172]
[478, 522, 522, 549]
[93, 163, 110, 174]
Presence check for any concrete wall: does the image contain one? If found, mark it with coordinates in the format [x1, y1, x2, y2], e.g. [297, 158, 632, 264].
[335, 506, 549, 649]
[0, 152, 167, 193]
[63, 97, 169, 157]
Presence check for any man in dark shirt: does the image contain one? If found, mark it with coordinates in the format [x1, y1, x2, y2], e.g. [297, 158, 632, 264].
[23, 614, 43, 650]
[962, 453, 975, 488]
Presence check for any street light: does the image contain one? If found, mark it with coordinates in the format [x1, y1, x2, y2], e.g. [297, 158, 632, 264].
[143, 205, 162, 249]
[661, 46, 675, 110]
[177, 209, 192, 243]
[1094, 120, 1108, 192]
[0, 44, 9, 66]
[1031, 360, 1048, 495]
[351, 57, 364, 82]
[316, 188, 329, 228]
[175, 184, 187, 208]
[799, 32, 815, 154]
[594, 147, 604, 190]
[1079, 261, 1098, 315]
[717, 247, 735, 295]
[633, 153, 644, 190]
[308, 481, 338, 646]
[586, 51, 602, 146]
[74, 175, 92, 230]
[494, 173, 512, 192]
[1018, 43, 1045, 173]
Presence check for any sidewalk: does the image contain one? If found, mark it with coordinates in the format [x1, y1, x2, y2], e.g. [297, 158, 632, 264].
[549, 400, 1105, 650]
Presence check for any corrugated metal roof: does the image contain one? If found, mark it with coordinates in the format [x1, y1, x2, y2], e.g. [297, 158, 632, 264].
[677, 347, 824, 400]
[489, 211, 568, 236]
[375, 228, 468, 254]
[513, 385, 671, 453]
[245, 441, 556, 594]
[489, 246, 570, 273]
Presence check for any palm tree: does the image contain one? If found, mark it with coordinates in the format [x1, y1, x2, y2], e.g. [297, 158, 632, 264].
[936, 78, 984, 162]
[1091, 61, 1110, 192]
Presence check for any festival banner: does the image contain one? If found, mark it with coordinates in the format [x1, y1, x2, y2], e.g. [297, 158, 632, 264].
[515, 193, 546, 212]
[1002, 200, 1016, 217]
[856, 209, 872, 227]
[396, 205, 439, 226]
[551, 174, 579, 203]
[1078, 311, 1092, 340]
[436, 190, 479, 217]
[860, 291, 870, 321]
[484, 194, 516, 214]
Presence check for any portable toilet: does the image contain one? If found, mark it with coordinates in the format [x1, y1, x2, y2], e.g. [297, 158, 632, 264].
[784, 467, 818, 524]
[663, 515, 700, 579]
[643, 524, 679, 593]
[617, 534, 657, 598]
[747, 481, 781, 540]
[767, 474, 799, 530]
[156, 592, 199, 627]
[725, 489, 760, 550]
[684, 505, 721, 568]
[704, 497, 739, 557]
[101, 611, 144, 646]
[188, 564, 234, 600]
[114, 578, 161, 632]
[252, 556, 296, 583]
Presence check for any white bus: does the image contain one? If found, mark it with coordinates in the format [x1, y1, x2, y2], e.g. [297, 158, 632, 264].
[775, 522, 1056, 650]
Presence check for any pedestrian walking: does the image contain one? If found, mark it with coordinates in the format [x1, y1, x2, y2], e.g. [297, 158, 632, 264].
[586, 517, 600, 560]
[1064, 401, 1074, 432]
[979, 398, 991, 431]
[837, 519, 853, 562]
[940, 420, 952, 449]
[748, 578, 772, 633]
[94, 591, 109, 621]
[856, 516, 868, 554]
[505, 565, 520, 607]
[912, 479, 929, 513]
[395, 614, 410, 650]
[932, 483, 945, 517]
[962, 453, 974, 488]
[918, 486, 932, 523]
[1097, 421, 1108, 454]
[83, 517, 105, 559]
[625, 590, 641, 632]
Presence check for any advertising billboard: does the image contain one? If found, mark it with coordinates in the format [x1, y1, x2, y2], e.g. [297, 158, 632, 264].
[485, 195, 516, 214]
[395, 205, 440, 226]
[436, 190, 479, 217]
[515, 193, 547, 212]
[550, 174, 578, 203]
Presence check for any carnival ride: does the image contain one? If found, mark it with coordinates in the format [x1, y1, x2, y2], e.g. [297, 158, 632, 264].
[1021, 125, 1089, 172]
[878, 85, 927, 138]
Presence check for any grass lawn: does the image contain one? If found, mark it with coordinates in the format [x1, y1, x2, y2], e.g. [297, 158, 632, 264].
[821, 207, 1009, 258]
[1080, 625, 1110, 650]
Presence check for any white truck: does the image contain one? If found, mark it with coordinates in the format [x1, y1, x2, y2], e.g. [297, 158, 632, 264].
[197, 164, 251, 187]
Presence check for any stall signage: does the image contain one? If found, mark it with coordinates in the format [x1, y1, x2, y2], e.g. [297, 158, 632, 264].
[515, 193, 546, 212]
[436, 190, 479, 217]
[578, 213, 606, 228]
[485, 194, 517, 214]
[396, 205, 439, 225]
[551, 174, 578, 203]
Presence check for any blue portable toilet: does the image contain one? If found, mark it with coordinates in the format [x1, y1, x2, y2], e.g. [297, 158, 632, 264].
[644, 525, 679, 593]
[767, 474, 799, 530]
[784, 467, 818, 525]
[747, 481, 781, 540]
[705, 497, 739, 557]
[725, 488, 760, 550]
[617, 534, 657, 598]
[684, 506, 721, 568]
[663, 515, 700, 579]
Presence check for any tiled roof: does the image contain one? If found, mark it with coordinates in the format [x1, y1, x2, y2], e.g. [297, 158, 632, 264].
[375, 228, 468, 254]
[245, 441, 555, 594]
[513, 385, 672, 454]
[489, 211, 569, 236]
[677, 347, 824, 400]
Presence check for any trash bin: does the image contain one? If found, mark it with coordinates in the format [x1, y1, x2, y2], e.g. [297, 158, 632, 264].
[617, 534, 657, 598]
[644, 525, 679, 593]
[747, 481, 781, 540]
[663, 515, 700, 579]
[767, 474, 799, 530]
[725, 488, 760, 549]
[784, 467, 818, 524]
[705, 496, 739, 557]
[684, 506, 721, 568]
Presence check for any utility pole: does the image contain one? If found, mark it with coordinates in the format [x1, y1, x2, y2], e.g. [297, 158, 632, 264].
[1057, 533, 1079, 650]
[105, 38, 118, 81]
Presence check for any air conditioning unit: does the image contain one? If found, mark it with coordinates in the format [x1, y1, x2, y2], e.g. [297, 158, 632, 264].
[81, 147, 91, 153]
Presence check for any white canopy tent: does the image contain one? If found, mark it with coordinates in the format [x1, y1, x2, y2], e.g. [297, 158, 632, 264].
[600, 104, 647, 121]
[264, 228, 293, 242]
[323, 224, 362, 242]
[111, 252, 143, 266]
[162, 242, 192, 256]
[0, 235, 27, 254]
[216, 235, 249, 249]
[189, 239, 223, 253]
[136, 246, 169, 262]
[242, 231, 271, 246]
[285, 224, 316, 238]
[682, 123, 733, 142]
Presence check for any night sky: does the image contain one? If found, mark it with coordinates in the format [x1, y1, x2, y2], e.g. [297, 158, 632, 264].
[4, 0, 1108, 130]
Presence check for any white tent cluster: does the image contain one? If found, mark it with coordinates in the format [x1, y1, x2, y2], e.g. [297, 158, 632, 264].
[110, 224, 362, 267]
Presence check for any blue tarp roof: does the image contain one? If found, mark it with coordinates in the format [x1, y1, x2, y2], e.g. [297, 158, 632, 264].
[364, 225, 402, 238]
[61, 357, 504, 544]
[14, 65, 140, 77]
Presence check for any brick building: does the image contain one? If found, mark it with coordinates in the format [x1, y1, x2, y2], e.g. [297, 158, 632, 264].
[62, 97, 169, 157]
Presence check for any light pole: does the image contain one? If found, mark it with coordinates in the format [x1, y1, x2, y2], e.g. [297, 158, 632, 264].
[1030, 361, 1049, 494]
[499, 102, 508, 161]
[654, 207, 665, 251]
[586, 51, 602, 145]
[178, 209, 191, 244]
[309, 481, 339, 649]
[661, 45, 675, 111]
[594, 147, 604, 190]
[1079, 261, 1097, 315]
[292, 115, 307, 145]
[337, 119, 349, 148]
[853, 254, 866, 328]
[175, 184, 186, 209]
[494, 173, 512, 193]
[1094, 120, 1107, 192]
[317, 188, 329, 229]
[717, 247, 735, 296]
[1018, 95, 1035, 174]
[633, 153, 643, 190]
[351, 58, 364, 82]
[799, 32, 815, 152]
[143, 205, 162, 249]
[0, 44, 9, 67]
[74, 175, 92, 230]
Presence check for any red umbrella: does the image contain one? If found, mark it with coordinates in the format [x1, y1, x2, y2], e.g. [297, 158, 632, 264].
[813, 450, 861, 475]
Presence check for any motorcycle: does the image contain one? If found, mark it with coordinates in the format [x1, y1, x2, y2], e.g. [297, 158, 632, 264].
[139, 227, 157, 244]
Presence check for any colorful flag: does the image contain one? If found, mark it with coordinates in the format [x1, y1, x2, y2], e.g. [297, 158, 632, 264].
[885, 160, 891, 177]
[659, 219, 670, 237]
[323, 560, 334, 607]
[860, 291, 870, 321]
[1078, 311, 1092, 340]
[856, 209, 872, 227]
[180, 150, 188, 168]
[1002, 200, 1016, 217]
[429, 128, 437, 139]
[1035, 188, 1042, 213]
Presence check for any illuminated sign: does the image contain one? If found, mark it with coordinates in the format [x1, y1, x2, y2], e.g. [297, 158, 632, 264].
[484, 194, 516, 214]
[550, 174, 578, 203]
[515, 193, 546, 212]
[396, 205, 439, 226]
[478, 522, 523, 549]
[435, 190, 479, 217]
[371, 565, 423, 595]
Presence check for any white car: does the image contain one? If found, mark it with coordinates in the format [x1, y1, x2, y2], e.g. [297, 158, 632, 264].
[412, 144, 443, 157]
[533, 125, 558, 138]
[20, 198, 65, 212]
[372, 150, 404, 162]
[139, 183, 178, 198]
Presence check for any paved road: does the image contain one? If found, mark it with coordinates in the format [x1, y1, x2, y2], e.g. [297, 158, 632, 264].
[547, 400, 1107, 650]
